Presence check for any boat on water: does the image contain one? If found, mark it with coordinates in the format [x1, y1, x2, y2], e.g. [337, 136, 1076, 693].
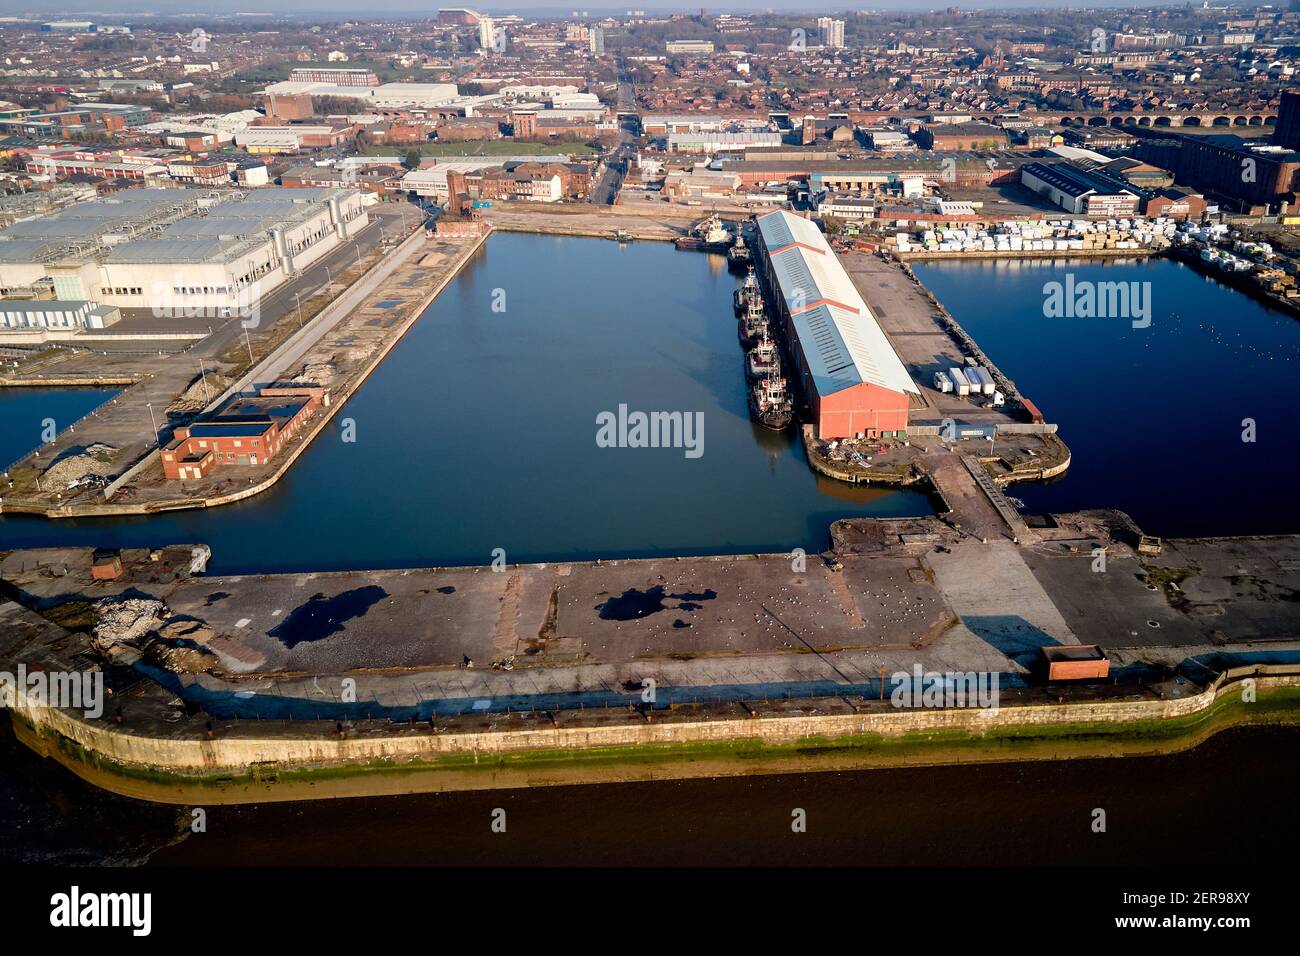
[745, 333, 781, 381]
[748, 373, 794, 431]
[676, 214, 733, 252]
[733, 267, 759, 315]
[727, 233, 753, 271]
[739, 296, 768, 346]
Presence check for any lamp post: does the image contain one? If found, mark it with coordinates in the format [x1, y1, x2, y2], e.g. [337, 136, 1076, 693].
[146, 402, 158, 442]
[293, 291, 304, 328]
[195, 357, 210, 403]
[243, 326, 254, 365]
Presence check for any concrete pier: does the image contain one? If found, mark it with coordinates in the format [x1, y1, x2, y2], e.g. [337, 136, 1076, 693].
[2, 513, 1299, 799]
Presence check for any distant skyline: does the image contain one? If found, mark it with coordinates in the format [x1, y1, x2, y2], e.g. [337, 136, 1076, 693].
[0, 0, 1244, 18]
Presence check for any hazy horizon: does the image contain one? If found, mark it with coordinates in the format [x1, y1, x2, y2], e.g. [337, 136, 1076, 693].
[0, 0, 1238, 19]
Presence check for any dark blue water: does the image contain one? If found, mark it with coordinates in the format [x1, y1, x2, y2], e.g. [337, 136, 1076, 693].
[915, 256, 1300, 537]
[0, 387, 119, 473]
[0, 235, 930, 572]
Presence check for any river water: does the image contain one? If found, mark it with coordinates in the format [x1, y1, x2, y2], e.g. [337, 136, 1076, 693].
[3, 716, 1296, 866]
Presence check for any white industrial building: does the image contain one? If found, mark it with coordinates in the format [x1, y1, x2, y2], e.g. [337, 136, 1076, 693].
[0, 187, 368, 314]
[401, 156, 569, 201]
[666, 131, 784, 153]
[262, 80, 461, 110]
[0, 299, 120, 331]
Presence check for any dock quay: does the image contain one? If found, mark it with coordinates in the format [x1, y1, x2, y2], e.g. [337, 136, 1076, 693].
[786, 246, 1070, 541]
[3, 513, 1299, 801]
[482, 203, 751, 244]
[0, 214, 487, 519]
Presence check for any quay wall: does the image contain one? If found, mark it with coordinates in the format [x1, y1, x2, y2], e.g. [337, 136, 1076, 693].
[0, 376, 139, 387]
[21, 229, 490, 519]
[11, 667, 1298, 780]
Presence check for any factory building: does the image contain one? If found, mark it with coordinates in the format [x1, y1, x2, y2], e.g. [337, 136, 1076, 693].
[754, 211, 917, 439]
[0, 187, 368, 313]
[161, 384, 327, 480]
[1019, 162, 1142, 216]
[0, 299, 119, 332]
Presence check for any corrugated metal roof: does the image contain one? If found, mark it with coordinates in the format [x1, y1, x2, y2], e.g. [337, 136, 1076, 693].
[105, 238, 235, 263]
[161, 217, 276, 239]
[756, 210, 917, 397]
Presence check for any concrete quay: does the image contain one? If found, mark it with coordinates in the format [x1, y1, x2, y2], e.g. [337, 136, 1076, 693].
[2, 513, 1299, 799]
[0, 213, 485, 519]
[3, 512, 1298, 715]
[482, 203, 751, 243]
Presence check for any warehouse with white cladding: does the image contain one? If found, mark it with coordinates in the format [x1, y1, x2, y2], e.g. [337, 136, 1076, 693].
[0, 186, 369, 313]
[755, 210, 918, 440]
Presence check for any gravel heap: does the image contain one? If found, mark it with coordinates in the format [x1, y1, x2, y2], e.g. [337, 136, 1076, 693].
[42, 443, 118, 488]
[92, 596, 167, 649]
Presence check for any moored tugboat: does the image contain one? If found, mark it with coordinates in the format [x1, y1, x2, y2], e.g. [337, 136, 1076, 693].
[733, 266, 759, 315]
[748, 373, 794, 431]
[745, 333, 781, 381]
[738, 294, 768, 346]
[727, 232, 752, 272]
[675, 214, 733, 252]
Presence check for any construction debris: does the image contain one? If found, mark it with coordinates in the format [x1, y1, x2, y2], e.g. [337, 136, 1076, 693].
[43, 443, 118, 490]
[92, 596, 167, 649]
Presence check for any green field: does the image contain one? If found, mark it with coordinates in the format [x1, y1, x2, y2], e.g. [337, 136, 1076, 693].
[360, 140, 600, 158]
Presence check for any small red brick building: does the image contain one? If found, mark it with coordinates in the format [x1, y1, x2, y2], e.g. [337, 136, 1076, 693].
[161, 384, 328, 480]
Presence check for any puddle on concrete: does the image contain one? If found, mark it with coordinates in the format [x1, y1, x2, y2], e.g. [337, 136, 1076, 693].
[595, 586, 718, 622]
[268, 586, 389, 647]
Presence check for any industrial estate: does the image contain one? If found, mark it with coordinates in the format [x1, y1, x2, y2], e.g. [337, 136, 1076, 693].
[0, 7, 1297, 885]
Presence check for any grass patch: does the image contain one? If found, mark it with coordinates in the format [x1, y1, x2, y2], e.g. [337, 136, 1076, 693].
[40, 599, 100, 631]
[1144, 566, 1197, 590]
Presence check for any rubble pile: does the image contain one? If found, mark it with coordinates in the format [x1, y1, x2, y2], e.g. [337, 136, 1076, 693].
[167, 370, 234, 413]
[292, 362, 335, 387]
[42, 443, 118, 490]
[92, 596, 168, 649]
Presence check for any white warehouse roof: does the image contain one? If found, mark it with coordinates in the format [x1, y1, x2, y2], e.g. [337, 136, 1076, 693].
[756, 210, 917, 397]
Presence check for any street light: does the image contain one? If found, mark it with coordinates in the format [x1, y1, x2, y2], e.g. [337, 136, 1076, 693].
[146, 402, 158, 442]
[194, 357, 210, 403]
[243, 326, 254, 365]
[293, 291, 303, 328]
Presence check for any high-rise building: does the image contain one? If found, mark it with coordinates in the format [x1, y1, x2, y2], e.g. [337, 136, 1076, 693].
[817, 17, 845, 49]
[590, 27, 605, 55]
[478, 16, 496, 49]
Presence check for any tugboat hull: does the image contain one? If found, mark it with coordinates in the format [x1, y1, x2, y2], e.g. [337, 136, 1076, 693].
[747, 390, 794, 431]
[746, 353, 781, 381]
[738, 318, 767, 348]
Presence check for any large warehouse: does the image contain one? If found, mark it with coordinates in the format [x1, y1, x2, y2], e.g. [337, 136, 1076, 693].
[0, 187, 368, 314]
[755, 211, 918, 440]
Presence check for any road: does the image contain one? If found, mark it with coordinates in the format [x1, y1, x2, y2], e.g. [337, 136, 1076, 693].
[589, 79, 638, 205]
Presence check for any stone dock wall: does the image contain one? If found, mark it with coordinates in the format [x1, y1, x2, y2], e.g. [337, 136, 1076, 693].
[9, 666, 1298, 779]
